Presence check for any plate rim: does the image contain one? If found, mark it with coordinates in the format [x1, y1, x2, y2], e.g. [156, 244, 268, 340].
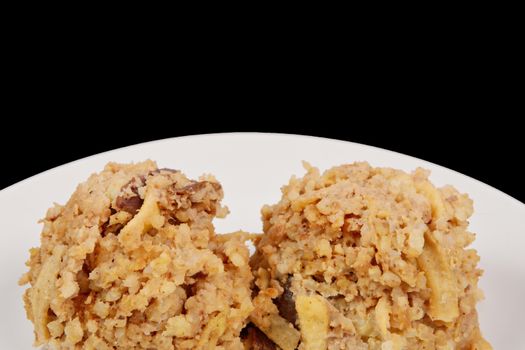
[2, 132, 523, 348]
[1, 132, 523, 208]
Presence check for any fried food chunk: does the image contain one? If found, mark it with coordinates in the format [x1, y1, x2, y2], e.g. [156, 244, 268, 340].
[20, 161, 253, 350]
[251, 162, 491, 349]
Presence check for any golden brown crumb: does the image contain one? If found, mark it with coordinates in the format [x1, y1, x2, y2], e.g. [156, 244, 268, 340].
[251, 162, 491, 350]
[20, 161, 253, 350]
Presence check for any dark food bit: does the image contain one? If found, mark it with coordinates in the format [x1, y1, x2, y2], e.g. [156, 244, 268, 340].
[126, 176, 146, 194]
[114, 170, 180, 216]
[176, 181, 222, 196]
[158, 168, 179, 173]
[275, 276, 297, 326]
[115, 195, 143, 215]
[168, 217, 182, 226]
[172, 181, 223, 215]
[150, 168, 179, 175]
[114, 175, 147, 215]
[101, 223, 124, 236]
[245, 324, 277, 350]
[177, 181, 204, 194]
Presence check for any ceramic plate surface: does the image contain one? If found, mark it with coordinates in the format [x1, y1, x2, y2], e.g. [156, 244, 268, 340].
[1, 133, 523, 349]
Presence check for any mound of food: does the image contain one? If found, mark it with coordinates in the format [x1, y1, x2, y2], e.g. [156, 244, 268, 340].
[250, 162, 491, 349]
[20, 161, 253, 350]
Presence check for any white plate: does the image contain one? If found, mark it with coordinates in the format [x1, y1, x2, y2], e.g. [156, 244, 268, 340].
[1, 133, 523, 349]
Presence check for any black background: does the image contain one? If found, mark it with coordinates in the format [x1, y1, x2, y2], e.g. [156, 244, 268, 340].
[1, 119, 523, 203]
[3, 18, 522, 203]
